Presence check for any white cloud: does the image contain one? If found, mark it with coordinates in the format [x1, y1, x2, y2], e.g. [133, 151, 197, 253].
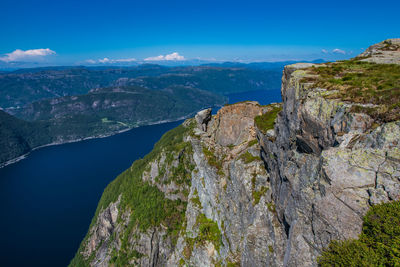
[99, 57, 110, 63]
[144, 52, 185, 61]
[145, 55, 165, 61]
[321, 48, 348, 55]
[0, 48, 56, 62]
[165, 52, 185, 60]
[332, 48, 346, 55]
[85, 57, 137, 64]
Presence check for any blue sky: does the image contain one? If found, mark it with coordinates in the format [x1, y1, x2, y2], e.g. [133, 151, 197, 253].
[0, 0, 399, 67]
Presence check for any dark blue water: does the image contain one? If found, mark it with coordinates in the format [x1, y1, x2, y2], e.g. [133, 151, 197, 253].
[0, 89, 281, 267]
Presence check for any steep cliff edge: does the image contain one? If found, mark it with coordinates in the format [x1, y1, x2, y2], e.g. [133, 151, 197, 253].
[70, 39, 400, 266]
[70, 101, 285, 266]
[257, 38, 400, 265]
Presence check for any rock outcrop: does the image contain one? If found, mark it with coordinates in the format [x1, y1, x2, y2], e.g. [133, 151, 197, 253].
[70, 39, 400, 267]
[358, 38, 400, 64]
[195, 108, 212, 132]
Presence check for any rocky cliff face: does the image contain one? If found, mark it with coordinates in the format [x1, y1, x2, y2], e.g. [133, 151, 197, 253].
[70, 39, 400, 266]
[258, 67, 399, 265]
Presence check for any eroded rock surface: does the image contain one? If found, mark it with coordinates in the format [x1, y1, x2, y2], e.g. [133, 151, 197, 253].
[213, 101, 263, 147]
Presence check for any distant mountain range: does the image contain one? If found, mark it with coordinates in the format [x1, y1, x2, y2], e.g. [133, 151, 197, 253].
[0, 63, 287, 109]
[0, 59, 326, 71]
[200, 59, 325, 69]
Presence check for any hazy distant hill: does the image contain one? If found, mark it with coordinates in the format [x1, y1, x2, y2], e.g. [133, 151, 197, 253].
[0, 110, 51, 165]
[0, 65, 172, 109]
[113, 66, 282, 94]
[201, 59, 325, 69]
[0, 64, 282, 109]
[12, 85, 226, 141]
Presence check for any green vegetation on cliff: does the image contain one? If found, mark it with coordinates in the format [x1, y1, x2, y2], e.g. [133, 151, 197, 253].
[318, 201, 400, 266]
[195, 213, 223, 251]
[239, 151, 259, 164]
[70, 122, 195, 266]
[303, 60, 400, 122]
[252, 186, 268, 206]
[96, 123, 191, 228]
[202, 145, 225, 176]
[184, 213, 223, 259]
[254, 104, 282, 134]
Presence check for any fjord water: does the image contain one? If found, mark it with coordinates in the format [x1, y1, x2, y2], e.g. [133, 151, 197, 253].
[0, 89, 281, 267]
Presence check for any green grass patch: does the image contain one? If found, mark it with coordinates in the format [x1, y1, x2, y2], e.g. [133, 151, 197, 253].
[191, 189, 202, 209]
[239, 151, 259, 164]
[267, 202, 276, 213]
[189, 213, 223, 251]
[183, 213, 222, 260]
[227, 261, 241, 267]
[163, 143, 194, 186]
[196, 213, 223, 252]
[251, 172, 268, 205]
[109, 248, 144, 266]
[248, 139, 258, 147]
[318, 200, 400, 266]
[202, 145, 225, 176]
[254, 104, 282, 134]
[253, 186, 268, 205]
[303, 60, 400, 123]
[268, 245, 274, 253]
